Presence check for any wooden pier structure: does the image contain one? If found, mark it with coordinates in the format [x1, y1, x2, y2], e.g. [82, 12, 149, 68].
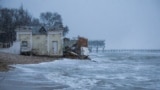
[105, 49, 160, 52]
[88, 40, 105, 52]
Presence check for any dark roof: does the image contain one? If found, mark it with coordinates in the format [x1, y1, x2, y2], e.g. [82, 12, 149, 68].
[17, 25, 63, 34]
[32, 26, 47, 35]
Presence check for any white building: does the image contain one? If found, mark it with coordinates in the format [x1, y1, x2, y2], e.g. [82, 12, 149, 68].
[16, 26, 63, 56]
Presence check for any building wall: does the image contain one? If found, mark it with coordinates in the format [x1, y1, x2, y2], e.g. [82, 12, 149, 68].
[48, 33, 63, 56]
[17, 32, 32, 48]
[32, 33, 63, 56]
[16, 29, 63, 56]
[32, 35, 48, 55]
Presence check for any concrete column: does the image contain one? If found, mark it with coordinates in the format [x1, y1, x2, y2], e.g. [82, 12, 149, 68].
[61, 32, 63, 56]
[16, 32, 19, 41]
[47, 33, 49, 55]
[30, 32, 32, 50]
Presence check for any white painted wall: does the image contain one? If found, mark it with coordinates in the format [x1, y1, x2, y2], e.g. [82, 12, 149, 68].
[0, 41, 21, 54]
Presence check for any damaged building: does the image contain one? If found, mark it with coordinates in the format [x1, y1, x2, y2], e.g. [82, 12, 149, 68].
[63, 37, 90, 59]
[16, 26, 63, 56]
[15, 26, 90, 59]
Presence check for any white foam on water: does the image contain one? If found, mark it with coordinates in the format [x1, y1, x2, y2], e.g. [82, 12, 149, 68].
[107, 74, 128, 80]
[91, 56, 111, 63]
[134, 76, 150, 81]
[8, 52, 159, 90]
[12, 59, 99, 89]
[15, 65, 36, 73]
[45, 73, 98, 90]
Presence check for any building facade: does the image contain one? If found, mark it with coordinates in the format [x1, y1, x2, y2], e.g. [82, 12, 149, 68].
[16, 26, 63, 56]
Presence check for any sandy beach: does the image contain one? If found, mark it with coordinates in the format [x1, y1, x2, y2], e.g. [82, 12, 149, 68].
[0, 52, 58, 71]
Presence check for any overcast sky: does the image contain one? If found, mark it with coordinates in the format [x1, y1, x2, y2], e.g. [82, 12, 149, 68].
[0, 0, 160, 49]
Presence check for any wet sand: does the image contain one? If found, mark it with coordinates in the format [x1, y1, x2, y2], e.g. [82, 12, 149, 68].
[0, 52, 58, 71]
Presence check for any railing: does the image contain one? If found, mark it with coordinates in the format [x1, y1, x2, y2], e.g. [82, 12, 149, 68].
[0, 43, 12, 48]
[105, 49, 160, 52]
[88, 40, 105, 52]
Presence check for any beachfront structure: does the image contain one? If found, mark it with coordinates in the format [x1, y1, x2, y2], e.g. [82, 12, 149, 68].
[16, 26, 63, 56]
[88, 40, 105, 52]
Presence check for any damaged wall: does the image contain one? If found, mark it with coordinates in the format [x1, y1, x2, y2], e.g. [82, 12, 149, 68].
[32, 35, 48, 55]
[48, 33, 63, 56]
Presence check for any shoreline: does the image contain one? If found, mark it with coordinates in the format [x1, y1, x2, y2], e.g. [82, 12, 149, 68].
[0, 52, 59, 71]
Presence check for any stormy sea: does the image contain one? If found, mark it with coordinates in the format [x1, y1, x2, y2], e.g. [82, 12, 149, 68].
[0, 50, 160, 90]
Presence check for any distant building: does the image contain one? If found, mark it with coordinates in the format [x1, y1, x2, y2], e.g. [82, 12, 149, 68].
[16, 26, 63, 56]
